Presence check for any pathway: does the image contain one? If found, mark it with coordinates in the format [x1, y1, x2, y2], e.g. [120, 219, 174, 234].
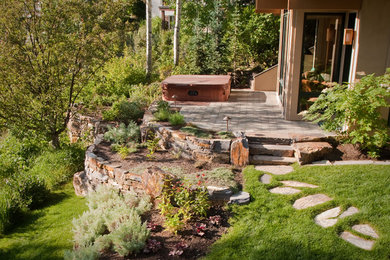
[256, 165, 380, 251]
[177, 90, 331, 137]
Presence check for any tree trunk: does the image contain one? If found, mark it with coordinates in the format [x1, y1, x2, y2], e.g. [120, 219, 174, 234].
[173, 0, 181, 66]
[146, 0, 152, 78]
[51, 132, 60, 149]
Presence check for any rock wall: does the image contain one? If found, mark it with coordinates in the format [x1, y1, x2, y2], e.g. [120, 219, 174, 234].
[141, 111, 234, 164]
[74, 135, 174, 198]
[67, 113, 110, 143]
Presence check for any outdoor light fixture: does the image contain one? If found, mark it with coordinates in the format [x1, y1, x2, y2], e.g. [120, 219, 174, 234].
[172, 95, 178, 108]
[343, 29, 354, 45]
[223, 116, 231, 132]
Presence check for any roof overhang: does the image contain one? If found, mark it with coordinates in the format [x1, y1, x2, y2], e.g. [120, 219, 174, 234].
[256, 0, 362, 13]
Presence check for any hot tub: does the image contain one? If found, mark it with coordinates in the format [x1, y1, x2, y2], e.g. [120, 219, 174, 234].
[162, 75, 231, 102]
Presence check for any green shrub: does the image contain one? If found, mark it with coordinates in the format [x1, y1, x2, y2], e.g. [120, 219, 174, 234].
[102, 99, 144, 124]
[158, 179, 210, 234]
[168, 112, 185, 126]
[64, 245, 99, 260]
[305, 70, 390, 157]
[156, 100, 170, 111]
[103, 122, 140, 145]
[153, 109, 170, 122]
[0, 133, 45, 178]
[28, 144, 85, 189]
[0, 173, 50, 233]
[129, 83, 162, 109]
[69, 185, 151, 258]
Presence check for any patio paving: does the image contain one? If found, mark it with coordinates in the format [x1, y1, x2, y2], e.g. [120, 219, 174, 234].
[177, 90, 331, 138]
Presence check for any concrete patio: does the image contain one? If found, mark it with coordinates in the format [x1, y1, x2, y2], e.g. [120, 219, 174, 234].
[177, 89, 332, 139]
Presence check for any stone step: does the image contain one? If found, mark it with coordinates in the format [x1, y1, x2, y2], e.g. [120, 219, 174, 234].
[247, 135, 292, 145]
[249, 144, 295, 157]
[250, 155, 296, 165]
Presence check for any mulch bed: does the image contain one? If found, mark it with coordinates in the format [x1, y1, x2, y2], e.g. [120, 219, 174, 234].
[326, 143, 390, 161]
[95, 141, 235, 259]
[94, 140, 233, 175]
[99, 205, 230, 260]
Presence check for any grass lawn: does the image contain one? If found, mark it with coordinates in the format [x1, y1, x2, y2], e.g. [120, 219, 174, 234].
[0, 182, 87, 260]
[206, 164, 390, 260]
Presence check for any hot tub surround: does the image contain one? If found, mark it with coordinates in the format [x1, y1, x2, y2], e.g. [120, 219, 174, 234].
[162, 75, 231, 102]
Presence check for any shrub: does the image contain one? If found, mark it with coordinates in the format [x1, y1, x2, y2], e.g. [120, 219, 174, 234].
[28, 144, 85, 189]
[158, 178, 210, 234]
[129, 83, 162, 109]
[104, 122, 140, 145]
[305, 70, 390, 157]
[168, 112, 185, 126]
[153, 109, 170, 122]
[0, 173, 50, 233]
[156, 100, 170, 111]
[69, 185, 151, 258]
[102, 99, 144, 125]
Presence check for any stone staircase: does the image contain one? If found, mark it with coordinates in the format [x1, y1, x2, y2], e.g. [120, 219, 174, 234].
[247, 135, 296, 165]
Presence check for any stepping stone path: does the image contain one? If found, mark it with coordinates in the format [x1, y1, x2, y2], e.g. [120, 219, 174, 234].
[269, 187, 301, 195]
[340, 231, 375, 250]
[229, 191, 250, 205]
[258, 164, 381, 251]
[280, 180, 319, 188]
[255, 165, 294, 175]
[339, 206, 359, 218]
[260, 174, 272, 184]
[352, 224, 379, 239]
[315, 206, 360, 228]
[315, 207, 342, 228]
[293, 194, 333, 209]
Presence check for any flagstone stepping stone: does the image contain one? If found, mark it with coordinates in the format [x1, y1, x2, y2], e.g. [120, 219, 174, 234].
[255, 165, 294, 175]
[352, 224, 379, 239]
[314, 207, 341, 228]
[280, 180, 319, 188]
[269, 187, 301, 195]
[260, 174, 272, 184]
[340, 231, 375, 250]
[339, 206, 359, 219]
[229, 191, 250, 205]
[293, 194, 333, 209]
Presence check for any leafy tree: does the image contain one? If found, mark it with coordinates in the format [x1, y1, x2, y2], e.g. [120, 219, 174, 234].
[0, 0, 141, 147]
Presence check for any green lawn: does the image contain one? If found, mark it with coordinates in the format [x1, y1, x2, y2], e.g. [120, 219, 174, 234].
[0, 183, 87, 260]
[206, 165, 390, 260]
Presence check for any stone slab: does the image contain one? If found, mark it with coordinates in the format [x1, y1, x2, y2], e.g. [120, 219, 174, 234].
[352, 224, 379, 239]
[293, 142, 333, 165]
[207, 186, 233, 200]
[229, 191, 250, 205]
[306, 160, 332, 166]
[255, 165, 294, 175]
[340, 231, 375, 250]
[293, 194, 333, 209]
[314, 207, 341, 228]
[333, 160, 374, 165]
[339, 206, 359, 219]
[281, 180, 319, 188]
[269, 187, 301, 195]
[260, 174, 272, 184]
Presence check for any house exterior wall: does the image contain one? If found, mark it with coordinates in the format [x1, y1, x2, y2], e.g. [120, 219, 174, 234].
[355, 0, 390, 78]
[252, 65, 278, 91]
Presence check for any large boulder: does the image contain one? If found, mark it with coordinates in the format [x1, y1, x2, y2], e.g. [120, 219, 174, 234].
[230, 137, 250, 167]
[141, 166, 175, 199]
[73, 171, 89, 196]
[293, 142, 333, 165]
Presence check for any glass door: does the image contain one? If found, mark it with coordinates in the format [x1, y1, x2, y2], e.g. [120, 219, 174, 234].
[298, 13, 345, 112]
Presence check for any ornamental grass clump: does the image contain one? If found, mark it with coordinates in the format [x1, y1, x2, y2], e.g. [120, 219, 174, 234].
[65, 185, 151, 259]
[304, 69, 390, 157]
